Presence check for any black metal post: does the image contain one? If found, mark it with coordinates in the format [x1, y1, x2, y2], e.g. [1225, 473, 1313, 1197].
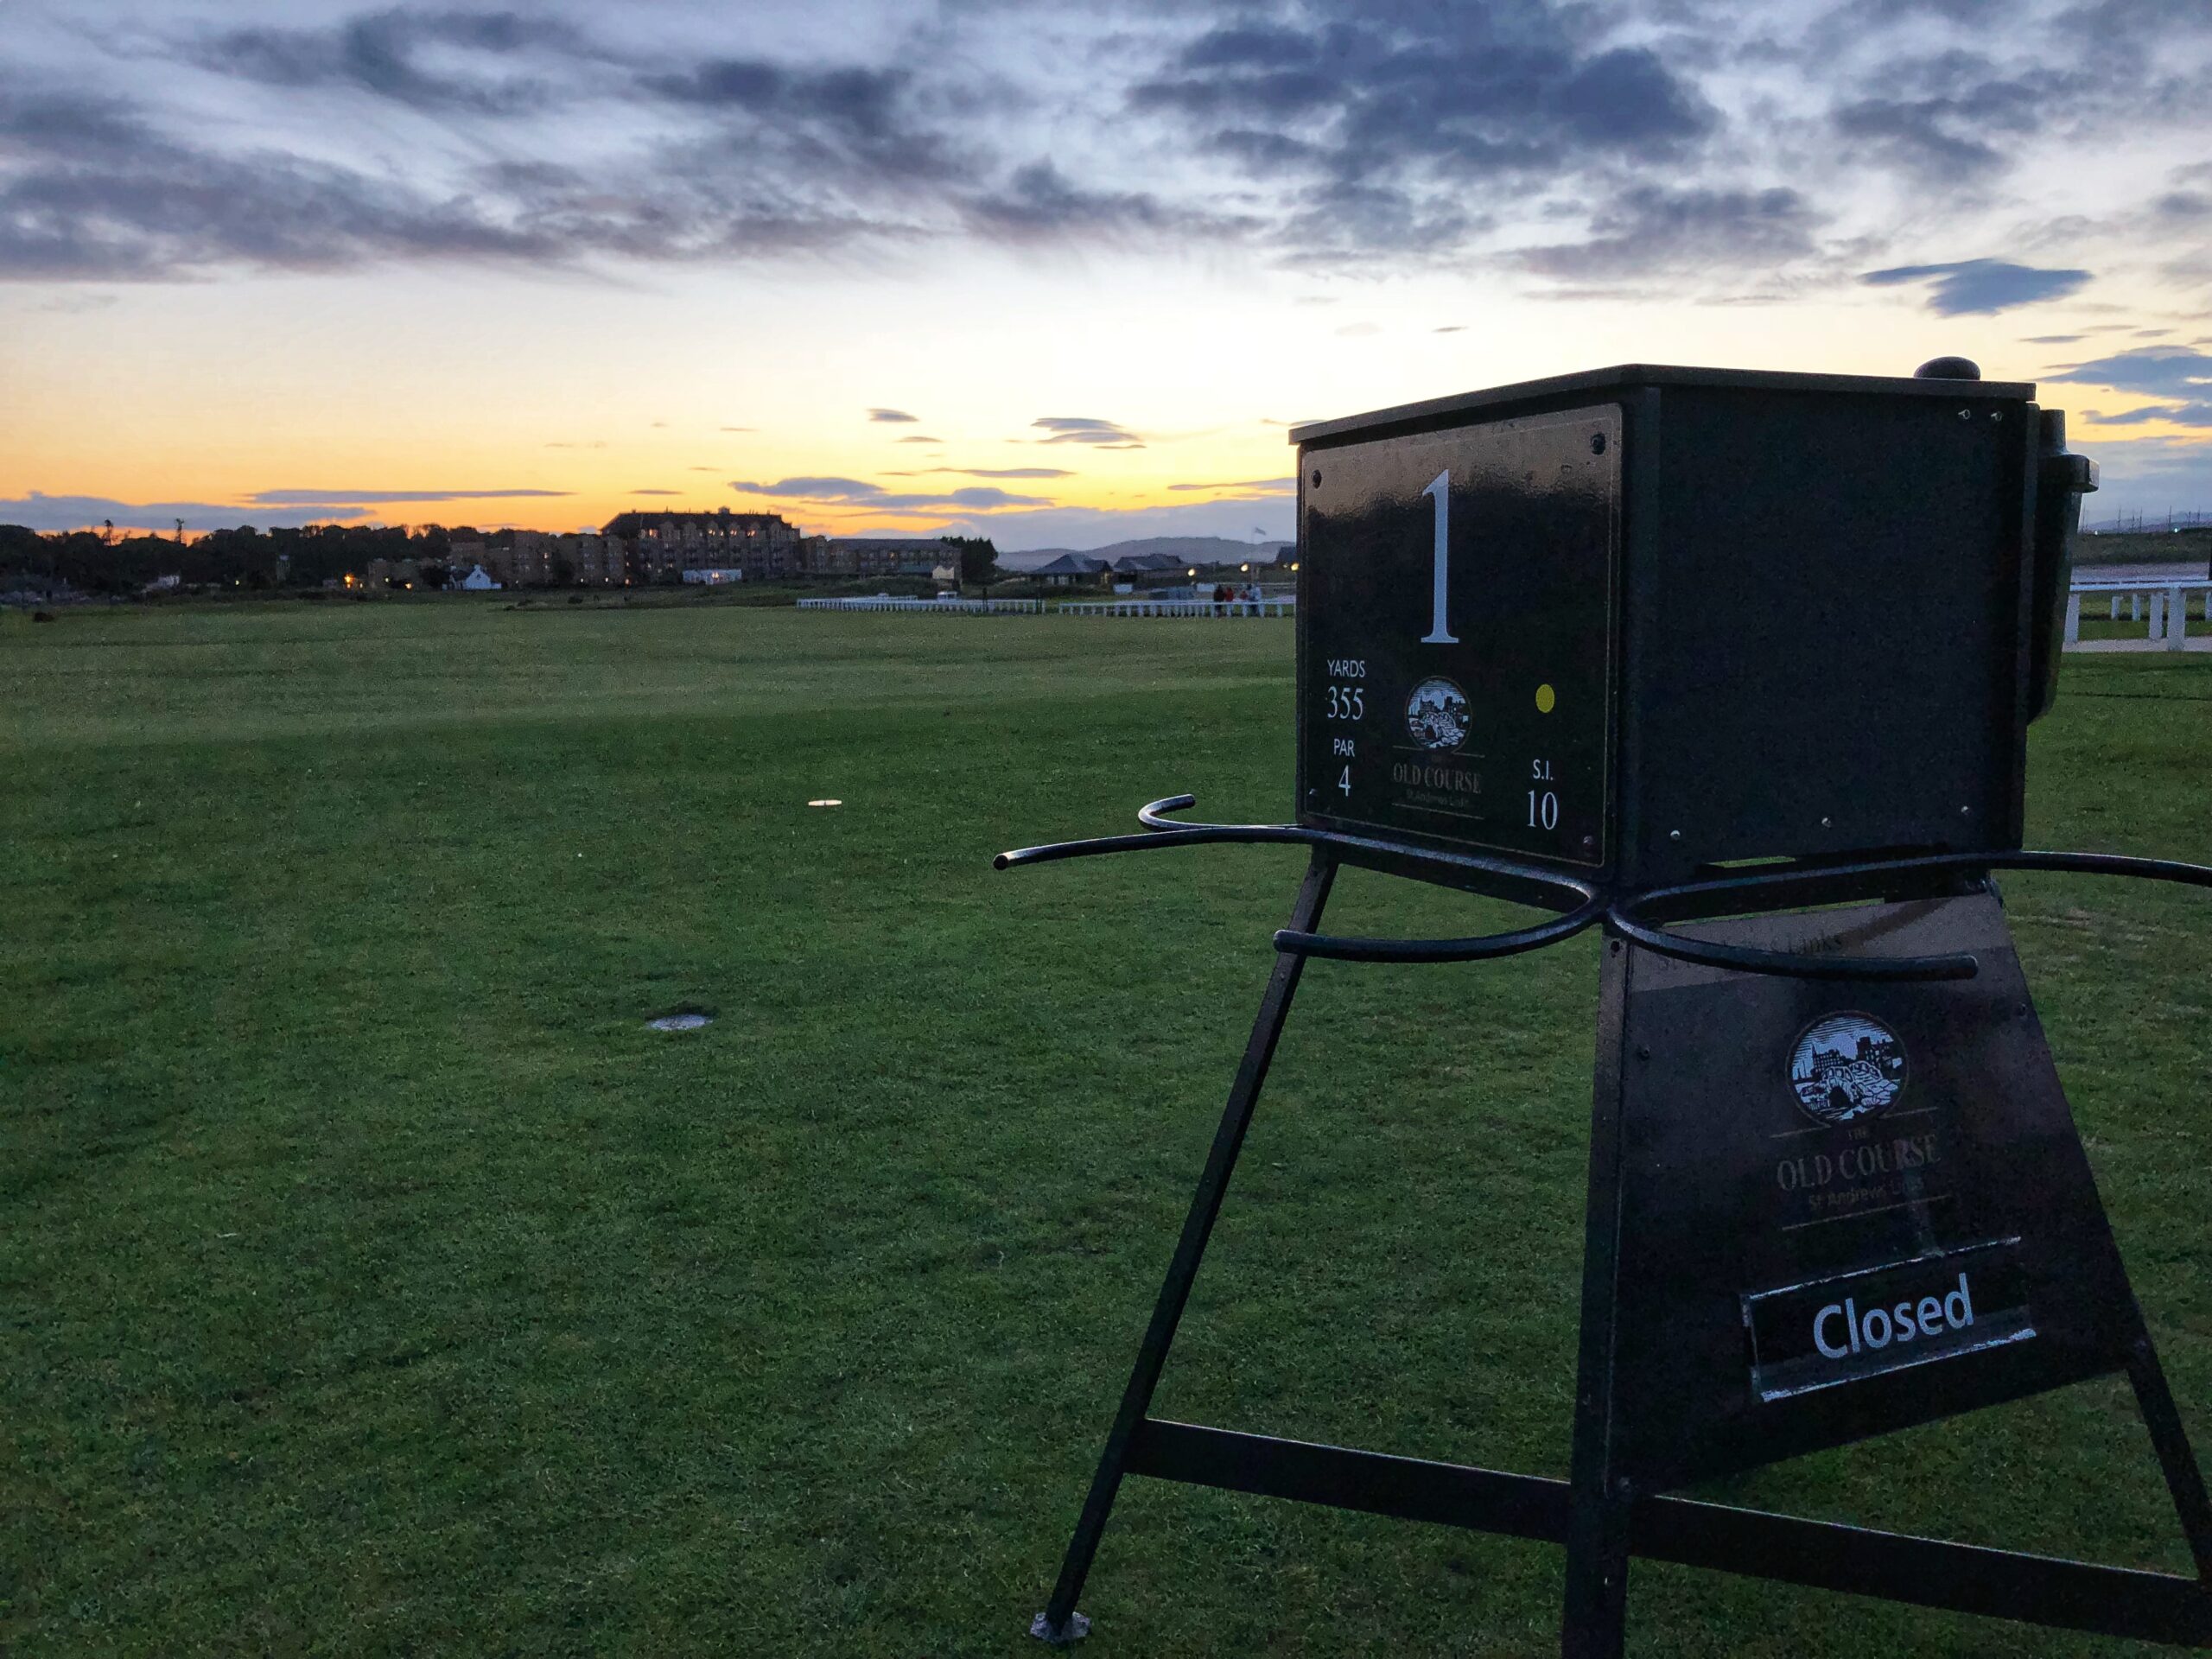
[2127, 1332, 2212, 1580]
[1032, 850, 1339, 1644]
[1560, 931, 1634, 1659]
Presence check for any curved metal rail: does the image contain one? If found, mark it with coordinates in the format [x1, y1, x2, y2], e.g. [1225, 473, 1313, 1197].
[1275, 893, 1609, 963]
[999, 796, 2212, 981]
[1001, 793, 1606, 964]
[1611, 849, 2212, 982]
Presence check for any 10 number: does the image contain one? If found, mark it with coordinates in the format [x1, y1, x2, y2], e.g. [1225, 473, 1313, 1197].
[1529, 758, 1558, 830]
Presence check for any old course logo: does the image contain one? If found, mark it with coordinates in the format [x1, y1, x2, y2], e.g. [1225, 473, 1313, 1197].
[1405, 677, 1470, 751]
[1789, 1012, 1908, 1128]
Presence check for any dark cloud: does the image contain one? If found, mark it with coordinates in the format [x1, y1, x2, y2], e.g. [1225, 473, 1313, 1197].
[631, 487, 680, 494]
[730, 475, 879, 500]
[1522, 186, 1820, 280]
[2082, 403, 2212, 427]
[1823, 57, 2073, 187]
[1166, 477, 1295, 493]
[2047, 346, 2212, 397]
[728, 476, 1052, 510]
[0, 491, 352, 531]
[1279, 179, 1478, 264]
[894, 435, 945, 444]
[3, 17, 957, 281]
[1120, 4, 1733, 262]
[1851, 0, 2008, 16]
[868, 408, 919, 422]
[640, 58, 966, 185]
[719, 425, 756, 432]
[1205, 128, 1321, 175]
[1832, 97, 2005, 182]
[0, 85, 917, 279]
[2024, 334, 2084, 343]
[248, 487, 570, 505]
[2056, 0, 2212, 38]
[185, 14, 975, 196]
[6, 0, 2206, 298]
[1031, 416, 1143, 448]
[0, 81, 562, 279]
[181, 9, 595, 113]
[963, 160, 1230, 241]
[894, 467, 1074, 479]
[1134, 13, 1712, 188]
[1860, 258, 2091, 315]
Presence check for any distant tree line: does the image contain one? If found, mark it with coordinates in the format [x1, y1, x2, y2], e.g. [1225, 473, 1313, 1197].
[0, 522, 1006, 597]
[0, 522, 514, 596]
[941, 535, 997, 586]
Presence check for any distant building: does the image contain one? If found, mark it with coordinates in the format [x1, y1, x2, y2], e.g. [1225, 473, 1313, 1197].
[558, 533, 625, 586]
[462, 531, 626, 588]
[681, 568, 747, 584]
[459, 564, 500, 591]
[808, 537, 957, 579]
[363, 556, 423, 590]
[1109, 552, 1187, 586]
[602, 508, 802, 582]
[1032, 553, 1109, 587]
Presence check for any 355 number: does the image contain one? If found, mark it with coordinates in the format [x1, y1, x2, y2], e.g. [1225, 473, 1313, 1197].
[1325, 684, 1364, 720]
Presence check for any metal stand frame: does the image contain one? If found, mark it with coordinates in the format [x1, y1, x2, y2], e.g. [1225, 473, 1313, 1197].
[1003, 798, 2212, 1653]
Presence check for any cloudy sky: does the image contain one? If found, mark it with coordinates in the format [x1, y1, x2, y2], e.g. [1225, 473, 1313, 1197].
[3, 0, 2208, 546]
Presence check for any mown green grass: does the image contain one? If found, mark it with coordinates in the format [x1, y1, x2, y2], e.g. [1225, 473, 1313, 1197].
[3, 602, 2208, 1656]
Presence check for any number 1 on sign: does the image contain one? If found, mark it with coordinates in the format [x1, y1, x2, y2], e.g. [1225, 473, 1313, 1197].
[1421, 470, 1457, 644]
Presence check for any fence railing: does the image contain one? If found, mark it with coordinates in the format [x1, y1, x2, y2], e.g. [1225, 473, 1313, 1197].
[1056, 599, 1295, 619]
[2066, 576, 2211, 651]
[792, 594, 1294, 618]
[793, 596, 1046, 613]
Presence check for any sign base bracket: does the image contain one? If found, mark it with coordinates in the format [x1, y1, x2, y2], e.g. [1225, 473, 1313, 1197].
[1011, 830, 2212, 1653]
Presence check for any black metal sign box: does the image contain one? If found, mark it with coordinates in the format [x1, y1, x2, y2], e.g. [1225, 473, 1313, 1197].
[1292, 365, 2043, 890]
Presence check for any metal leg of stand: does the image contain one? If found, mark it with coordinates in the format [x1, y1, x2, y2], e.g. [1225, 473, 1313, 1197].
[2128, 1332, 2212, 1580]
[1561, 933, 1634, 1659]
[1032, 850, 1338, 1645]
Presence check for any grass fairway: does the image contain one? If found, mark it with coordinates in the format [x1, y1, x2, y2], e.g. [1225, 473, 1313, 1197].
[3, 600, 2208, 1657]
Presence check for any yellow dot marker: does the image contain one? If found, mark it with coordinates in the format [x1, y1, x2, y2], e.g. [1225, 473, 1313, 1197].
[1535, 683, 1556, 714]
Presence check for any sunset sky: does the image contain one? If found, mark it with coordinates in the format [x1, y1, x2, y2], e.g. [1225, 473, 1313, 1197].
[3, 0, 2209, 547]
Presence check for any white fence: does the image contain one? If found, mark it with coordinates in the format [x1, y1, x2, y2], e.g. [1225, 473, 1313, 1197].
[792, 594, 1294, 619]
[2066, 577, 2211, 652]
[793, 596, 1045, 613]
[1056, 599, 1295, 619]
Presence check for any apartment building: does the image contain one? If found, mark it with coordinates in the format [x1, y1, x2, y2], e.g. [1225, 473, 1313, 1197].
[601, 509, 803, 581]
